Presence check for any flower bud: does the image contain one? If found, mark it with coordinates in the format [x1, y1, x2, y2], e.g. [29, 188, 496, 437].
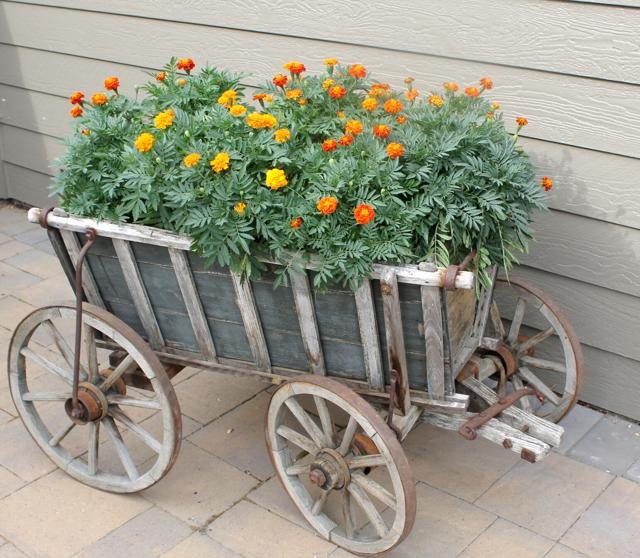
[155, 157, 161, 163]
[184, 130, 190, 137]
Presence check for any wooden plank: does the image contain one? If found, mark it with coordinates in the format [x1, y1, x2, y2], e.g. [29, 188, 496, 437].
[59, 229, 105, 308]
[1, 125, 63, 176]
[168, 248, 217, 361]
[230, 271, 271, 371]
[420, 282, 445, 400]
[2, 4, 640, 157]
[112, 239, 164, 349]
[289, 269, 326, 375]
[354, 279, 384, 390]
[3, 162, 55, 208]
[8, 0, 640, 84]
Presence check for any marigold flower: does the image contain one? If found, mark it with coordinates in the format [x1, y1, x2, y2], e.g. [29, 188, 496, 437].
[383, 98, 403, 114]
[285, 88, 302, 100]
[353, 203, 375, 225]
[265, 168, 288, 190]
[516, 116, 529, 127]
[210, 152, 231, 173]
[337, 111, 346, 119]
[345, 120, 363, 136]
[274, 128, 291, 143]
[177, 58, 195, 73]
[339, 134, 354, 147]
[69, 91, 84, 105]
[404, 76, 415, 84]
[177, 78, 187, 87]
[183, 153, 201, 167]
[386, 142, 404, 159]
[317, 196, 339, 215]
[134, 132, 154, 153]
[329, 84, 347, 99]
[322, 78, 335, 90]
[396, 115, 408, 124]
[81, 128, 90, 135]
[104, 76, 119, 92]
[290, 217, 303, 228]
[234, 202, 247, 215]
[486, 111, 495, 121]
[156, 71, 166, 82]
[154, 109, 175, 129]
[479, 77, 493, 90]
[245, 112, 278, 129]
[324, 58, 339, 67]
[283, 61, 306, 75]
[373, 124, 391, 139]
[229, 104, 247, 117]
[322, 138, 338, 152]
[272, 73, 289, 87]
[298, 98, 307, 105]
[264, 94, 274, 103]
[428, 94, 444, 108]
[443, 82, 459, 92]
[348, 64, 367, 79]
[253, 93, 267, 101]
[218, 89, 237, 107]
[491, 101, 501, 110]
[70, 106, 83, 118]
[361, 97, 378, 112]
[405, 89, 419, 101]
[541, 176, 553, 191]
[465, 86, 480, 97]
[369, 83, 391, 97]
[91, 93, 108, 106]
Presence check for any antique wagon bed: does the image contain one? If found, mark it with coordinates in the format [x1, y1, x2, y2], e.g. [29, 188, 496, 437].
[8, 207, 582, 555]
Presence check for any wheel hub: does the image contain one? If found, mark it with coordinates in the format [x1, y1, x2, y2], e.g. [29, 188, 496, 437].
[64, 382, 108, 425]
[309, 448, 351, 490]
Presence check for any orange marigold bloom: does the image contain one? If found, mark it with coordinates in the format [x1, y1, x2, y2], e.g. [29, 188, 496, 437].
[210, 152, 231, 173]
[183, 153, 202, 167]
[337, 111, 346, 119]
[274, 128, 291, 143]
[317, 196, 339, 215]
[324, 58, 339, 67]
[428, 94, 444, 108]
[290, 217, 303, 229]
[177, 78, 187, 87]
[272, 73, 289, 87]
[234, 202, 247, 215]
[486, 111, 495, 121]
[491, 101, 501, 110]
[369, 83, 391, 97]
[70, 106, 83, 118]
[134, 132, 154, 153]
[154, 108, 175, 129]
[348, 64, 367, 79]
[329, 84, 347, 99]
[285, 88, 302, 100]
[353, 203, 375, 225]
[104, 76, 119, 92]
[245, 112, 278, 129]
[229, 104, 247, 117]
[361, 97, 378, 111]
[345, 120, 363, 136]
[156, 71, 166, 82]
[177, 58, 195, 73]
[443, 82, 459, 92]
[253, 93, 267, 101]
[373, 124, 391, 139]
[91, 93, 108, 106]
[69, 91, 84, 105]
[516, 116, 529, 127]
[396, 115, 408, 124]
[405, 89, 419, 101]
[386, 142, 404, 159]
[479, 77, 493, 90]
[541, 176, 553, 192]
[265, 168, 288, 190]
[465, 86, 480, 97]
[322, 138, 338, 152]
[323, 78, 335, 90]
[283, 61, 306, 75]
[383, 98, 403, 114]
[338, 134, 354, 147]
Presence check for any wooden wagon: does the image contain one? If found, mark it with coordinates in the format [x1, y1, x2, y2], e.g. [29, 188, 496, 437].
[8, 207, 583, 554]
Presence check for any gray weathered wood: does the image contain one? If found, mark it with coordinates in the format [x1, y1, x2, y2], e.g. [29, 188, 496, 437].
[420, 284, 445, 399]
[354, 279, 384, 390]
[59, 228, 105, 308]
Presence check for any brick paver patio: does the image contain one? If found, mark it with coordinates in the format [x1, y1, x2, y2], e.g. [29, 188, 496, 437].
[1, 201, 639, 558]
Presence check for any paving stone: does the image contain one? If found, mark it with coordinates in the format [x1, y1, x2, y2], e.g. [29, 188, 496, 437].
[77, 506, 192, 558]
[0, 232, 11, 245]
[12, 274, 73, 307]
[33, 239, 55, 256]
[161, 532, 243, 558]
[623, 456, 640, 483]
[143, 441, 258, 528]
[207, 500, 336, 558]
[0, 208, 32, 236]
[0, 262, 42, 293]
[4, 249, 62, 279]
[0, 410, 12, 427]
[459, 518, 553, 557]
[556, 404, 604, 454]
[567, 414, 640, 475]
[173, 369, 267, 425]
[189, 391, 273, 480]
[0, 242, 32, 262]
[247, 476, 306, 529]
[0, 543, 28, 558]
[0, 297, 35, 332]
[0, 464, 24, 499]
[0, 469, 151, 558]
[561, 477, 640, 558]
[475, 452, 612, 540]
[12, 227, 48, 247]
[546, 544, 589, 558]
[404, 422, 518, 502]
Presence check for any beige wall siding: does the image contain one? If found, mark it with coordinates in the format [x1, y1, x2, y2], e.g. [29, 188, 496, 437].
[1, 0, 639, 418]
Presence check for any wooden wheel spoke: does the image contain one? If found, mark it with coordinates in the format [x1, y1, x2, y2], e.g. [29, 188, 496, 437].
[520, 355, 566, 374]
[312, 489, 330, 516]
[490, 303, 506, 339]
[41, 320, 88, 381]
[507, 297, 526, 346]
[517, 327, 555, 355]
[337, 416, 359, 456]
[99, 354, 136, 392]
[342, 490, 357, 538]
[348, 483, 388, 538]
[347, 454, 387, 469]
[314, 396, 335, 448]
[285, 398, 326, 449]
[285, 463, 310, 476]
[49, 421, 75, 446]
[103, 416, 139, 481]
[88, 421, 99, 476]
[20, 347, 73, 384]
[518, 366, 561, 406]
[511, 375, 532, 412]
[84, 325, 99, 383]
[109, 408, 162, 454]
[22, 391, 69, 402]
[276, 425, 319, 455]
[352, 473, 397, 510]
[106, 394, 161, 410]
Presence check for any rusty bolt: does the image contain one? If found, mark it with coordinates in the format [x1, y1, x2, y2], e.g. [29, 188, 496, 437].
[309, 469, 327, 488]
[502, 438, 513, 449]
[380, 283, 392, 295]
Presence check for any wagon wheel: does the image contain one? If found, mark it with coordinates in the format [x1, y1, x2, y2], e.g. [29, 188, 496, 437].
[481, 277, 584, 423]
[8, 302, 181, 493]
[266, 375, 416, 555]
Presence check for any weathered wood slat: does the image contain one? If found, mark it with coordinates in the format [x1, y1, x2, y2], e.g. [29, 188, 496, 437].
[354, 279, 384, 390]
[112, 239, 164, 350]
[59, 229, 105, 308]
[420, 284, 445, 400]
[168, 248, 217, 361]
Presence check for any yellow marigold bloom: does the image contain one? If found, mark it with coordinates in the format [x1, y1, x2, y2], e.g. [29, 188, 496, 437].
[324, 58, 339, 67]
[285, 88, 302, 100]
[154, 109, 175, 130]
[428, 94, 444, 108]
[177, 78, 187, 87]
[405, 89, 419, 101]
[265, 168, 288, 190]
[234, 202, 247, 215]
[246, 113, 278, 129]
[81, 128, 90, 136]
[218, 89, 237, 108]
[323, 78, 335, 90]
[183, 153, 201, 167]
[337, 111, 346, 119]
[264, 94, 274, 103]
[229, 104, 247, 117]
[134, 133, 154, 153]
[491, 101, 501, 110]
[345, 120, 363, 136]
[210, 152, 230, 173]
[274, 128, 291, 143]
[361, 97, 378, 111]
